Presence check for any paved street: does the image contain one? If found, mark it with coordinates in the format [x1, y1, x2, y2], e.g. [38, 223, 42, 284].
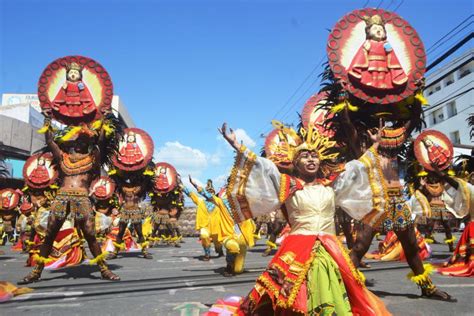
[0, 233, 473, 316]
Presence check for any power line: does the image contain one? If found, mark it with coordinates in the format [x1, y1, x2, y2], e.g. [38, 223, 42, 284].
[427, 21, 472, 56]
[425, 14, 472, 53]
[393, 0, 404, 12]
[376, 0, 384, 9]
[426, 32, 473, 72]
[363, 0, 371, 7]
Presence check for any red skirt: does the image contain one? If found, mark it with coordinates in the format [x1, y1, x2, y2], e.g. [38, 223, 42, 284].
[438, 221, 474, 277]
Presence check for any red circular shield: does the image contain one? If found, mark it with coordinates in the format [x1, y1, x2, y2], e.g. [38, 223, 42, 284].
[23, 153, 59, 189]
[90, 176, 116, 200]
[112, 128, 154, 172]
[154, 162, 178, 193]
[38, 55, 113, 125]
[327, 8, 426, 104]
[301, 92, 335, 138]
[0, 189, 20, 211]
[414, 130, 453, 171]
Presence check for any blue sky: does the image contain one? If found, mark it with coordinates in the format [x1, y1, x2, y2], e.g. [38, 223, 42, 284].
[1, 0, 472, 188]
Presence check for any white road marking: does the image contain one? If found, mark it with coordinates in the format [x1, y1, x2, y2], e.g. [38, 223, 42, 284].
[16, 303, 82, 309]
[437, 284, 474, 288]
[12, 291, 84, 301]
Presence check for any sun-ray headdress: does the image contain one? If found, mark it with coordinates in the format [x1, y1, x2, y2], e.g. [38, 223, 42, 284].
[266, 121, 341, 182]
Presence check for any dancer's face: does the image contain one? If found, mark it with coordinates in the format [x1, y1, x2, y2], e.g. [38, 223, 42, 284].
[293, 150, 320, 178]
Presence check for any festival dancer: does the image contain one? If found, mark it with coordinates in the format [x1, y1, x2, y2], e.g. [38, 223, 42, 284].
[261, 210, 287, 257]
[19, 118, 120, 283]
[219, 122, 391, 315]
[437, 170, 474, 277]
[189, 176, 255, 277]
[109, 172, 152, 259]
[418, 173, 457, 250]
[181, 180, 214, 260]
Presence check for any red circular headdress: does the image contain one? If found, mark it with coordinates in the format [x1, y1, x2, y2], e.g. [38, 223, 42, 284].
[112, 128, 154, 172]
[414, 130, 453, 172]
[23, 152, 58, 189]
[38, 55, 113, 125]
[90, 176, 116, 201]
[0, 189, 20, 211]
[327, 8, 425, 104]
[300, 92, 335, 138]
[154, 162, 178, 194]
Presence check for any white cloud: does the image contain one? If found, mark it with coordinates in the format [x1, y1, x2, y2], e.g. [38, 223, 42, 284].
[234, 128, 256, 148]
[154, 141, 208, 178]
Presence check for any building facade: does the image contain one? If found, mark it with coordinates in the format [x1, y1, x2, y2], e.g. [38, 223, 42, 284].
[422, 49, 473, 147]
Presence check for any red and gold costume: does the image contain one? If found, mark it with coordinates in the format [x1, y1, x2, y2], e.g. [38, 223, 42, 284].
[118, 140, 144, 165]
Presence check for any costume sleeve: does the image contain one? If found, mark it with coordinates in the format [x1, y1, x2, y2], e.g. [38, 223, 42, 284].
[226, 146, 282, 222]
[408, 190, 431, 218]
[443, 179, 473, 218]
[333, 159, 374, 220]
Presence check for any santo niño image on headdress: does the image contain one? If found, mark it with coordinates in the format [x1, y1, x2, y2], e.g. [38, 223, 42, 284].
[112, 127, 154, 172]
[414, 130, 454, 172]
[90, 176, 116, 200]
[38, 55, 113, 125]
[327, 8, 426, 104]
[23, 152, 58, 189]
[0, 189, 20, 211]
[153, 162, 178, 194]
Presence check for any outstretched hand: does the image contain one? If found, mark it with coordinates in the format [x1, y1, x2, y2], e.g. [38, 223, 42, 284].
[368, 119, 384, 144]
[188, 175, 198, 190]
[218, 123, 241, 151]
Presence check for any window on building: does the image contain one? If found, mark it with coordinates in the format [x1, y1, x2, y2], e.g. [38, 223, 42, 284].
[432, 108, 444, 125]
[447, 101, 457, 118]
[450, 131, 460, 144]
[434, 84, 441, 92]
[444, 74, 455, 86]
[458, 62, 472, 79]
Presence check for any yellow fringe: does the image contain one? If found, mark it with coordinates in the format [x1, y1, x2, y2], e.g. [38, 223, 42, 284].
[33, 254, 54, 265]
[447, 169, 456, 176]
[25, 240, 36, 246]
[415, 91, 429, 106]
[22, 186, 29, 192]
[49, 184, 59, 189]
[89, 252, 109, 265]
[425, 238, 434, 244]
[444, 236, 456, 244]
[113, 242, 126, 250]
[266, 240, 277, 249]
[140, 241, 149, 248]
[60, 126, 82, 141]
[357, 270, 366, 284]
[407, 263, 434, 284]
[108, 169, 117, 175]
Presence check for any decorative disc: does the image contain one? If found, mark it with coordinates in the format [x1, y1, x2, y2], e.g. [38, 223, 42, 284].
[301, 92, 335, 138]
[23, 152, 59, 189]
[327, 8, 426, 104]
[112, 128, 154, 172]
[38, 55, 113, 125]
[264, 127, 300, 172]
[154, 162, 178, 194]
[90, 176, 116, 201]
[414, 130, 453, 171]
[0, 189, 20, 211]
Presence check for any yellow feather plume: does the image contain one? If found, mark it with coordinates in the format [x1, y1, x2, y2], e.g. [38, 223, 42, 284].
[108, 169, 117, 175]
[37, 124, 50, 134]
[143, 170, 155, 176]
[60, 126, 82, 142]
[415, 91, 429, 106]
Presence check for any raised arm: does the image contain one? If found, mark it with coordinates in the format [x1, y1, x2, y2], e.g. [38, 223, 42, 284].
[43, 117, 61, 160]
[218, 122, 242, 151]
